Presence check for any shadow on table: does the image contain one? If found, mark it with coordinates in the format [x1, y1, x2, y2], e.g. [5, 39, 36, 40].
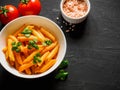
[56, 14, 88, 39]
[0, 23, 5, 31]
[68, 19, 88, 39]
[0, 67, 66, 90]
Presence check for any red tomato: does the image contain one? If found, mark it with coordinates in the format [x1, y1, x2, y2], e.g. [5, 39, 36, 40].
[18, 0, 42, 16]
[0, 5, 19, 25]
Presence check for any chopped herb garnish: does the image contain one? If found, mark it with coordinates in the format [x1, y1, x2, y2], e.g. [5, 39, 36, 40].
[27, 39, 39, 49]
[55, 69, 69, 80]
[55, 59, 69, 80]
[15, 48, 21, 53]
[27, 45, 32, 49]
[42, 40, 52, 46]
[21, 27, 32, 37]
[12, 42, 16, 45]
[24, 33, 31, 37]
[12, 42, 22, 53]
[36, 53, 41, 57]
[59, 59, 69, 69]
[33, 53, 41, 64]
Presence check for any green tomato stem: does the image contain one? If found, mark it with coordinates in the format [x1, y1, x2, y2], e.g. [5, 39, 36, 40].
[0, 6, 8, 17]
[21, 0, 29, 4]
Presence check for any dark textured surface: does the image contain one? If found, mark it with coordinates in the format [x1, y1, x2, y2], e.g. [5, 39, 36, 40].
[0, 0, 120, 90]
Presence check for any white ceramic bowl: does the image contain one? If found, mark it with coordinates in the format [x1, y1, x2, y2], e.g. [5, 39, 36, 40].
[0, 15, 67, 79]
[60, 0, 91, 24]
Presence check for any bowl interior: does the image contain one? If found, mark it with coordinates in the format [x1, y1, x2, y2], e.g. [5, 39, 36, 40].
[0, 15, 67, 79]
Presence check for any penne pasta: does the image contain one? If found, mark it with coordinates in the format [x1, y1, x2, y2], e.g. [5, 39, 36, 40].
[17, 35, 37, 42]
[37, 51, 50, 66]
[23, 49, 42, 64]
[14, 52, 23, 65]
[7, 39, 15, 61]
[8, 35, 18, 42]
[47, 44, 59, 61]
[19, 61, 33, 72]
[2, 24, 59, 75]
[13, 24, 27, 37]
[40, 27, 56, 42]
[38, 59, 56, 73]
[41, 41, 57, 54]
[32, 29, 45, 43]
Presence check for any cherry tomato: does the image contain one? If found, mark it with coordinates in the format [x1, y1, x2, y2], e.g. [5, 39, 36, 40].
[0, 5, 19, 25]
[18, 0, 42, 16]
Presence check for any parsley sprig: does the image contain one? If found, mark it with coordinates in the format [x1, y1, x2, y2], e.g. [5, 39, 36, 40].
[59, 59, 69, 69]
[55, 59, 69, 80]
[33, 53, 41, 64]
[55, 69, 68, 80]
[12, 42, 22, 53]
[28, 39, 39, 49]
[42, 40, 52, 46]
[21, 27, 32, 37]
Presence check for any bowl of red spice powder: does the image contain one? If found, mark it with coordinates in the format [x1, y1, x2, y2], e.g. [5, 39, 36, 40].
[60, 0, 91, 24]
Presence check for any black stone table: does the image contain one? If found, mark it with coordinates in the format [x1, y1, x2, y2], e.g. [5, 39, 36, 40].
[0, 0, 120, 90]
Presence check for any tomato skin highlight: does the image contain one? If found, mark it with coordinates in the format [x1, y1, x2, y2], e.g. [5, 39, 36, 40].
[0, 5, 19, 25]
[18, 0, 42, 16]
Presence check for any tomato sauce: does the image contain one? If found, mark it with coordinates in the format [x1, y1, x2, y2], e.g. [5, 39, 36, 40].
[63, 0, 88, 18]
